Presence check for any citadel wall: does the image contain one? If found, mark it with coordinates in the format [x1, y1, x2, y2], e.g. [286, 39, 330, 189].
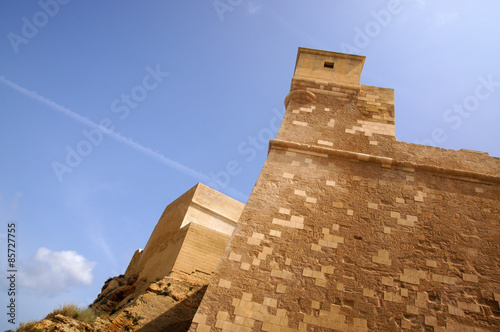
[190, 48, 500, 331]
[125, 183, 244, 287]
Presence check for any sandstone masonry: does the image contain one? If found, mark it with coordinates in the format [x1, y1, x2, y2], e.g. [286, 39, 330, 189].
[189, 48, 500, 331]
[126, 183, 244, 289]
[87, 183, 244, 330]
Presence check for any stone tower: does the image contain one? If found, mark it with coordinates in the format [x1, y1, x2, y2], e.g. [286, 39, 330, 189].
[190, 48, 500, 331]
[125, 183, 245, 288]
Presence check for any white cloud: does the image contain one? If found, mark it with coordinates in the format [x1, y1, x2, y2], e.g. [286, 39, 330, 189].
[19, 247, 96, 296]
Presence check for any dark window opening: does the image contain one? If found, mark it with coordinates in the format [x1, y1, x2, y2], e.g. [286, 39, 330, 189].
[324, 62, 334, 69]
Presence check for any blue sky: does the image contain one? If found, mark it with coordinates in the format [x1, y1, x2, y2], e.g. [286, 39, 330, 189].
[0, 0, 499, 328]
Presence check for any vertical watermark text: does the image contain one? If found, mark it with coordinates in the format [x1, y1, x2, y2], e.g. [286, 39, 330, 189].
[6, 222, 17, 326]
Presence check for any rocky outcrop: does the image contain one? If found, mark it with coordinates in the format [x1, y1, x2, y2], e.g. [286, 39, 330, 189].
[100, 276, 207, 331]
[91, 274, 138, 314]
[18, 275, 207, 332]
[17, 314, 111, 332]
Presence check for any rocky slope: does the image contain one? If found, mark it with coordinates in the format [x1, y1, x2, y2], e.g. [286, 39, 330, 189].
[17, 275, 207, 332]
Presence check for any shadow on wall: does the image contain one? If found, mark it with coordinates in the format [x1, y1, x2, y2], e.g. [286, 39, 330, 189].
[137, 285, 207, 332]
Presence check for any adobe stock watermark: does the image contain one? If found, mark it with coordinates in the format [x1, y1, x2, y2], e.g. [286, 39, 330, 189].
[340, 0, 420, 54]
[52, 65, 169, 182]
[415, 74, 499, 147]
[6, 222, 17, 326]
[7, 0, 71, 54]
[213, 0, 243, 21]
[208, 107, 284, 191]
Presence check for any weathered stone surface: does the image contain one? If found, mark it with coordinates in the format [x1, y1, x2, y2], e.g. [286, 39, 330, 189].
[17, 315, 96, 332]
[21, 276, 208, 331]
[126, 183, 244, 290]
[104, 277, 207, 331]
[190, 48, 500, 331]
[90, 274, 137, 314]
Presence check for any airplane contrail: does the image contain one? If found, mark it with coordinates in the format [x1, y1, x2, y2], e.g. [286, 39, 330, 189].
[0, 76, 247, 201]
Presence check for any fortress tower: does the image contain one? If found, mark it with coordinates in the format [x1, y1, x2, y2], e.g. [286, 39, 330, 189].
[125, 183, 244, 288]
[190, 48, 500, 331]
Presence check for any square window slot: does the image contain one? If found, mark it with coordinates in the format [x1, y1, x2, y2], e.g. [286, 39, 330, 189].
[324, 62, 334, 69]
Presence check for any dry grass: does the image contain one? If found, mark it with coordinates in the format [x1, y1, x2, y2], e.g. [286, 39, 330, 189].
[16, 303, 106, 331]
[14, 321, 41, 332]
[45, 303, 102, 325]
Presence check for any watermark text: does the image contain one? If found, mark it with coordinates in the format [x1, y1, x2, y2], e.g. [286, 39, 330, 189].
[51, 65, 169, 182]
[8, 0, 71, 54]
[6, 222, 17, 325]
[416, 74, 499, 147]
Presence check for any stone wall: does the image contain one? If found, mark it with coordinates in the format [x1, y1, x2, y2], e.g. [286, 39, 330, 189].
[125, 183, 244, 288]
[190, 48, 500, 331]
[85, 183, 245, 331]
